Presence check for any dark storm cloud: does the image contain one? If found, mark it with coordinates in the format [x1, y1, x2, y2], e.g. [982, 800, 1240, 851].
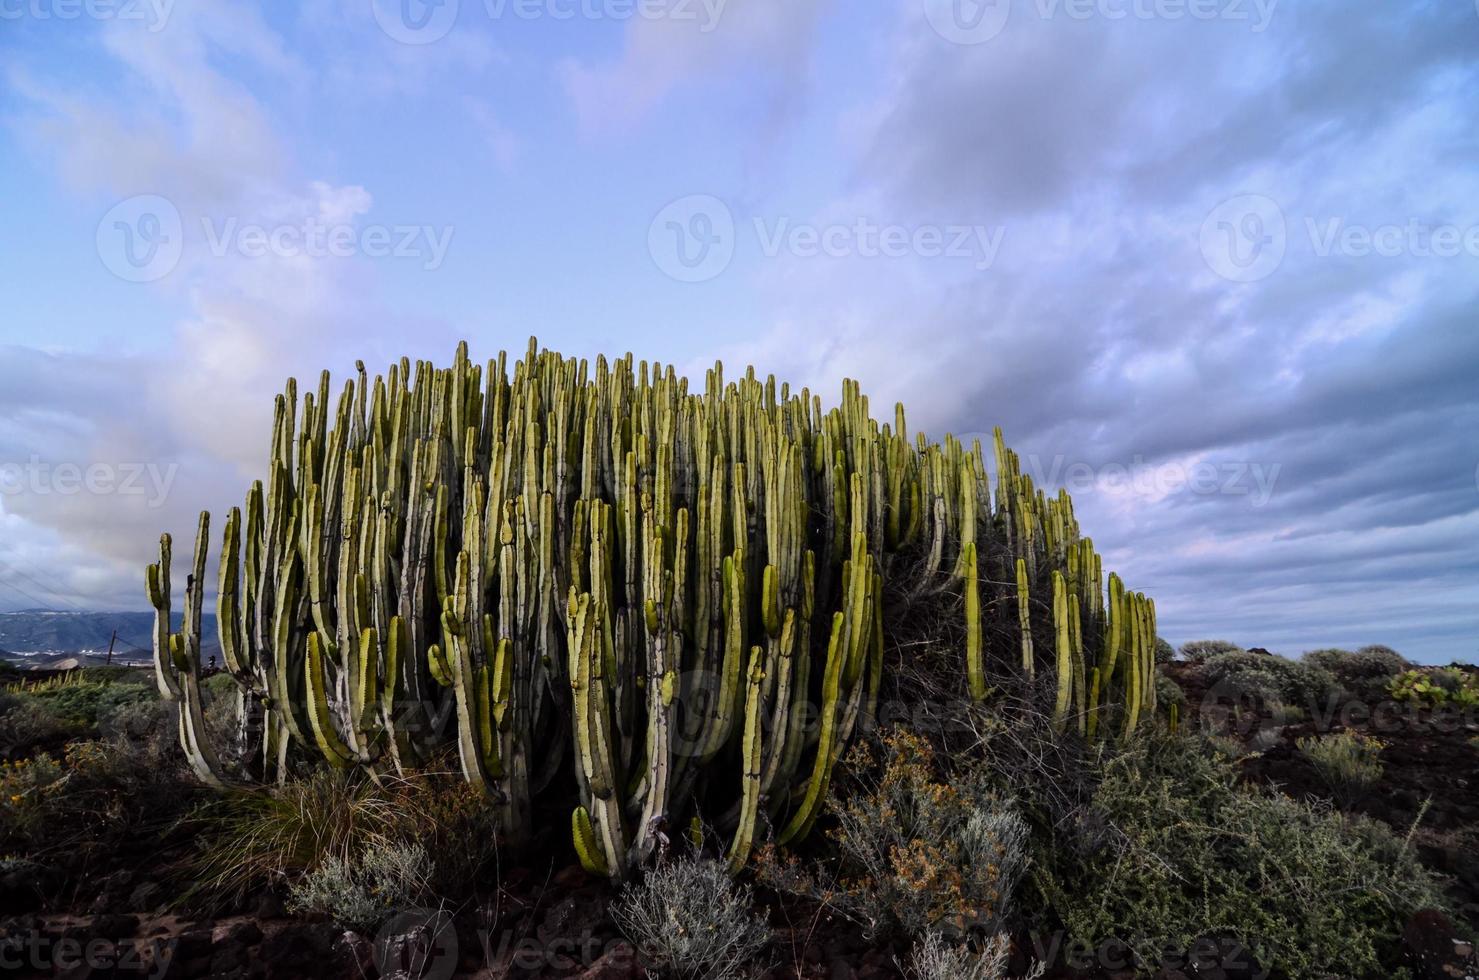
[787, 0, 1479, 660]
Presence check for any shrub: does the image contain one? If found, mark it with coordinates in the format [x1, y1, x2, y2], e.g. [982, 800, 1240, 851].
[1356, 645, 1409, 670]
[0, 754, 66, 840]
[1389, 668, 1479, 708]
[0, 693, 74, 757]
[203, 672, 238, 697]
[1, 732, 196, 875]
[189, 767, 499, 906]
[613, 858, 772, 980]
[758, 731, 1030, 940]
[1031, 733, 1448, 977]
[905, 932, 1044, 980]
[1200, 651, 1337, 709]
[1155, 673, 1185, 710]
[79, 666, 152, 686]
[96, 696, 174, 747]
[1153, 638, 1175, 665]
[23, 679, 153, 730]
[1303, 646, 1409, 698]
[1178, 639, 1244, 663]
[1297, 732, 1384, 808]
[287, 841, 432, 931]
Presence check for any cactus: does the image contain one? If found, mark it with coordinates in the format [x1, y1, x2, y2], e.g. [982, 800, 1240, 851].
[148, 339, 1157, 878]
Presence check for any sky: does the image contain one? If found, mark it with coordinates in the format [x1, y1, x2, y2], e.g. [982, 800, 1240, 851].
[0, 0, 1476, 663]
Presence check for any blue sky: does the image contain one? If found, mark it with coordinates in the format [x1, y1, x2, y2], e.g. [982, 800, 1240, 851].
[1, 0, 1477, 662]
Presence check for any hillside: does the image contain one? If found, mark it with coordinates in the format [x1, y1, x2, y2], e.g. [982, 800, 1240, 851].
[0, 609, 220, 662]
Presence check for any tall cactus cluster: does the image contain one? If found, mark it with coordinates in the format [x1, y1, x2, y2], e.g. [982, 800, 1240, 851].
[147, 340, 1157, 878]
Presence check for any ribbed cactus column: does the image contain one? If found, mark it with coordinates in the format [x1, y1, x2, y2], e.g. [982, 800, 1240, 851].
[149, 338, 1159, 880]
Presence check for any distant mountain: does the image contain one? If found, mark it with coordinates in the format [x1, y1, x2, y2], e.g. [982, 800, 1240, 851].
[0, 609, 220, 663]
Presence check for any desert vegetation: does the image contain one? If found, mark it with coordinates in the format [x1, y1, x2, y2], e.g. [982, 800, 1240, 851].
[2, 346, 1476, 979]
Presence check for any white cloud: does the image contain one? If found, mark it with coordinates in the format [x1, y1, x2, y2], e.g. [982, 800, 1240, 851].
[560, 0, 829, 134]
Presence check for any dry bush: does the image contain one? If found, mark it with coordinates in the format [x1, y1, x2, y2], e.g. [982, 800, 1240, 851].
[287, 840, 432, 930]
[905, 932, 1044, 980]
[613, 857, 772, 980]
[759, 730, 1030, 940]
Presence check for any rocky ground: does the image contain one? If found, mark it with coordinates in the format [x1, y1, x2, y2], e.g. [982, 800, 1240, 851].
[2, 660, 1477, 979]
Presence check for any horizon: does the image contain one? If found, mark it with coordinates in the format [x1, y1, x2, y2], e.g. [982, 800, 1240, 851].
[2, 2, 1477, 664]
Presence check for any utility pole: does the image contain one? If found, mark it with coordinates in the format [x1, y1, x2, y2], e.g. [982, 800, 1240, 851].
[105, 628, 117, 666]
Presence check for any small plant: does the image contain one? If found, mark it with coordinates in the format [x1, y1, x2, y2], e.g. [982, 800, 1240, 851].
[1389, 669, 1442, 704]
[1389, 668, 1479, 708]
[612, 857, 772, 980]
[1297, 731, 1384, 807]
[0, 754, 66, 838]
[1178, 639, 1244, 663]
[287, 841, 432, 931]
[905, 932, 1044, 980]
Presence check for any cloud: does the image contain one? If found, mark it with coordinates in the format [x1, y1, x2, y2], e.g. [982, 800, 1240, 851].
[560, 0, 829, 134]
[4, 4, 432, 609]
[716, 1, 1479, 661]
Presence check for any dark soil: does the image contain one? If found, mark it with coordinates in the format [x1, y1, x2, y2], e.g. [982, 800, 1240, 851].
[4, 663, 1477, 977]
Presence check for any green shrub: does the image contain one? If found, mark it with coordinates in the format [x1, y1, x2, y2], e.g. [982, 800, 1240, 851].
[1303, 646, 1409, 697]
[203, 672, 238, 697]
[1153, 638, 1175, 665]
[1389, 668, 1479, 708]
[1155, 673, 1186, 710]
[1031, 733, 1448, 978]
[79, 666, 153, 686]
[0, 692, 75, 756]
[613, 858, 772, 980]
[1355, 645, 1409, 669]
[24, 679, 153, 730]
[97, 696, 174, 746]
[1178, 639, 1244, 663]
[1216, 665, 1283, 704]
[1200, 651, 1337, 708]
[1296, 731, 1384, 807]
[287, 840, 432, 930]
